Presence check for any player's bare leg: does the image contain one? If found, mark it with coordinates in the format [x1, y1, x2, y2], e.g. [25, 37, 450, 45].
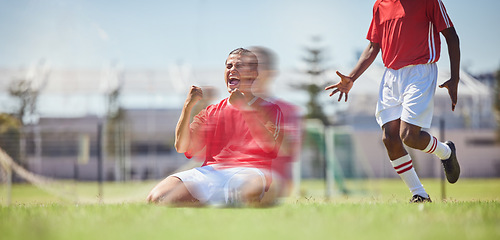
[382, 119, 407, 160]
[382, 119, 430, 202]
[400, 121, 460, 183]
[239, 176, 265, 207]
[146, 176, 200, 206]
[259, 174, 283, 207]
[399, 121, 431, 150]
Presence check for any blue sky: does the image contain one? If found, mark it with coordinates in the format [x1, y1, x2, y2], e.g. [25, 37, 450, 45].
[0, 0, 499, 74]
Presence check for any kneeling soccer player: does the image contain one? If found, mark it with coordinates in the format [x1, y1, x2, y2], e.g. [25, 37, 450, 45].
[147, 48, 283, 207]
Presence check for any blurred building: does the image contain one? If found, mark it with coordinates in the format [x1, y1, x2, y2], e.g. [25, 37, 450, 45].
[20, 109, 189, 181]
[0, 66, 499, 181]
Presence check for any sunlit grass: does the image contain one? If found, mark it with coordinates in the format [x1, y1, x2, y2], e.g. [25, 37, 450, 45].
[1, 179, 499, 240]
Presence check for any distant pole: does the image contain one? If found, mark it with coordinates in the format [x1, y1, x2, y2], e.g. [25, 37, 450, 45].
[439, 117, 446, 200]
[324, 126, 336, 199]
[97, 122, 103, 203]
[74, 157, 79, 181]
[6, 161, 12, 206]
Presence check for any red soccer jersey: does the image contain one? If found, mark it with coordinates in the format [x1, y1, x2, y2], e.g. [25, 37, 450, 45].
[367, 0, 454, 70]
[185, 97, 283, 171]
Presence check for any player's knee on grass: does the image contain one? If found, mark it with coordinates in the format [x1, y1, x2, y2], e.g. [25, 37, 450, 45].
[148, 185, 198, 205]
[240, 175, 267, 205]
[147, 176, 186, 204]
[147, 185, 171, 204]
[146, 191, 162, 203]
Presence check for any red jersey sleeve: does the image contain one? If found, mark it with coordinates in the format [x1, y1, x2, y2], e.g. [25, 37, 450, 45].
[427, 0, 454, 32]
[366, 1, 381, 44]
[366, 15, 380, 44]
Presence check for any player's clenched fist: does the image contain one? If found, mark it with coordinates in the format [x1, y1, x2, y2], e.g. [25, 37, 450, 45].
[228, 88, 246, 109]
[186, 85, 203, 106]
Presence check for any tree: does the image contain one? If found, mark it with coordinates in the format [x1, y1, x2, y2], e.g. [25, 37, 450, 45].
[0, 114, 21, 165]
[8, 78, 41, 125]
[7, 61, 49, 171]
[7, 60, 49, 125]
[296, 36, 330, 126]
[101, 62, 129, 181]
[294, 37, 333, 182]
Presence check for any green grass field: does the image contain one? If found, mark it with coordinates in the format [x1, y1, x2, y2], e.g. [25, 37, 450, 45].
[1, 178, 499, 240]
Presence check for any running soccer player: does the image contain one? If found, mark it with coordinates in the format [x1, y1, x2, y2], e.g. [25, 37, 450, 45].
[325, 0, 461, 203]
[147, 48, 283, 207]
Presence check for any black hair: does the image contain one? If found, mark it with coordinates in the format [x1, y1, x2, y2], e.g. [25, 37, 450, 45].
[226, 48, 258, 71]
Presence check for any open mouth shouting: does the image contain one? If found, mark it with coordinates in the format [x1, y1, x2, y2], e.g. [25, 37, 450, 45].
[227, 75, 240, 90]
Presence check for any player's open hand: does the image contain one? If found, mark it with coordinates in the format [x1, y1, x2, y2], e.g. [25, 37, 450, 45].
[439, 78, 459, 111]
[325, 71, 354, 102]
[186, 85, 203, 107]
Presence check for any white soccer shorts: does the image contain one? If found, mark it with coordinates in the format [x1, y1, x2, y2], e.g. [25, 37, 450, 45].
[375, 63, 438, 129]
[172, 165, 267, 206]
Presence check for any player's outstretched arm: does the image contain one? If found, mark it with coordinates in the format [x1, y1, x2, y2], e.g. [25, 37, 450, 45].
[175, 85, 203, 153]
[325, 42, 380, 102]
[439, 27, 460, 111]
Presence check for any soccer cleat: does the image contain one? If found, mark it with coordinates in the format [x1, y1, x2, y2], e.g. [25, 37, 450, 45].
[409, 195, 432, 203]
[441, 141, 460, 184]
